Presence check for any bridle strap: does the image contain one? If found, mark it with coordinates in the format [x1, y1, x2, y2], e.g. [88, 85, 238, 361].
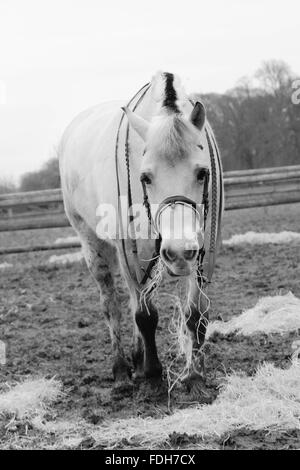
[124, 86, 152, 285]
[114, 82, 151, 288]
[115, 82, 162, 291]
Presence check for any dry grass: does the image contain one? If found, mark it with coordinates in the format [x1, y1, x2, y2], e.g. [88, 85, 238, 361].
[207, 292, 300, 337]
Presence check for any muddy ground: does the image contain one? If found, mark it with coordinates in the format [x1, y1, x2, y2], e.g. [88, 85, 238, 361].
[0, 203, 299, 449]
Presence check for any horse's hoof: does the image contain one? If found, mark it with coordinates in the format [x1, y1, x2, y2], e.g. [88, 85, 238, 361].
[135, 376, 167, 401]
[182, 372, 206, 397]
[132, 367, 144, 381]
[112, 357, 132, 382]
[111, 378, 134, 399]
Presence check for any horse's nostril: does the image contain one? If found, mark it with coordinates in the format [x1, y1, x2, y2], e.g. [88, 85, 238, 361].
[183, 249, 198, 261]
[161, 248, 177, 263]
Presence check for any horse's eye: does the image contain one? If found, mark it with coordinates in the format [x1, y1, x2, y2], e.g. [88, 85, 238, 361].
[140, 173, 152, 185]
[196, 168, 208, 182]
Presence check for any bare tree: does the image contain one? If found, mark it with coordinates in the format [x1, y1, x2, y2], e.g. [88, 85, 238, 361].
[255, 60, 293, 96]
[192, 60, 299, 170]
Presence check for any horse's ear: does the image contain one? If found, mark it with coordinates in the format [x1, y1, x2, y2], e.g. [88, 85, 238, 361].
[121, 107, 149, 142]
[190, 101, 206, 131]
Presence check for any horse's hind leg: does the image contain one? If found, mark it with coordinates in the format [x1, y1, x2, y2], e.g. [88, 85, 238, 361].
[75, 220, 131, 384]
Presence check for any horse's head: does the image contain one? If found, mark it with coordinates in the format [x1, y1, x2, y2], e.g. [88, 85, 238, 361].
[123, 98, 209, 278]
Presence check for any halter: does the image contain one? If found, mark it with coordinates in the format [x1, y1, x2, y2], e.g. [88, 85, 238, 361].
[115, 85, 220, 291]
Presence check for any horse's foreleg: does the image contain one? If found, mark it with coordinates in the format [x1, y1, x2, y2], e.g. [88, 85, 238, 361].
[133, 297, 162, 380]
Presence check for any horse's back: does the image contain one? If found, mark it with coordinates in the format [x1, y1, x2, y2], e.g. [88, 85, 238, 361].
[59, 100, 124, 227]
[59, 100, 123, 175]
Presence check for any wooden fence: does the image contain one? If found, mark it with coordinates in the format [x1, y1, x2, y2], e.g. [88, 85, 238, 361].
[0, 165, 299, 255]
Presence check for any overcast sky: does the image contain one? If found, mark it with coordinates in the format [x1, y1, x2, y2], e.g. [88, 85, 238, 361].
[0, 0, 299, 182]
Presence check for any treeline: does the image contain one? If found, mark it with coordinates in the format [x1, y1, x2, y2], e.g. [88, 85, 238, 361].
[1, 60, 299, 193]
[19, 158, 60, 192]
[0, 157, 60, 194]
[195, 60, 300, 170]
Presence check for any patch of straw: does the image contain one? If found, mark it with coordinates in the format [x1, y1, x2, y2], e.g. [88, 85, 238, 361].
[0, 377, 63, 420]
[207, 292, 300, 337]
[0, 262, 13, 270]
[223, 231, 300, 246]
[48, 251, 83, 265]
[89, 358, 300, 448]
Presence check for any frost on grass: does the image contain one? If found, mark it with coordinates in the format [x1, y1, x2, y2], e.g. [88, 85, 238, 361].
[207, 292, 300, 337]
[48, 251, 83, 265]
[223, 231, 300, 246]
[0, 377, 63, 420]
[88, 358, 300, 448]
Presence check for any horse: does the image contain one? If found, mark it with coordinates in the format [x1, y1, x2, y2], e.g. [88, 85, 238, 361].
[59, 72, 223, 393]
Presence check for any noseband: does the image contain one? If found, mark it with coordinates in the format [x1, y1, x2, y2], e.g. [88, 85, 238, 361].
[141, 182, 209, 238]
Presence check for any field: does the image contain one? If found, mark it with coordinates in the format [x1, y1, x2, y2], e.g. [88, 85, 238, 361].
[0, 203, 300, 450]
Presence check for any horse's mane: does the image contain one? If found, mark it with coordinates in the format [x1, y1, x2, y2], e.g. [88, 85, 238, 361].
[147, 113, 200, 165]
[147, 71, 200, 164]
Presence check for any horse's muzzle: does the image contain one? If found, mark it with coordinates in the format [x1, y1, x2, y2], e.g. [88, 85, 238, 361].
[160, 240, 199, 277]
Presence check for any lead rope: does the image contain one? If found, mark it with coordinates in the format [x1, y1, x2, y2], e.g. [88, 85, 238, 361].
[204, 127, 219, 284]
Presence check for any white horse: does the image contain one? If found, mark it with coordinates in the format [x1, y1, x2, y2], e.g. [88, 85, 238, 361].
[59, 72, 223, 392]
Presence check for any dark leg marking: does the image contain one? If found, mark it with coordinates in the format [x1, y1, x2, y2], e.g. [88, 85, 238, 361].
[134, 300, 162, 379]
[132, 331, 144, 378]
[186, 303, 208, 352]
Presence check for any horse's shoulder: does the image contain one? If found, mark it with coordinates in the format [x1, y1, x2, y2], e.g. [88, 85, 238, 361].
[60, 101, 124, 153]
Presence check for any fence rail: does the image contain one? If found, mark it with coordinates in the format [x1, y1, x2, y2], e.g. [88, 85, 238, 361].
[1, 165, 300, 255]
